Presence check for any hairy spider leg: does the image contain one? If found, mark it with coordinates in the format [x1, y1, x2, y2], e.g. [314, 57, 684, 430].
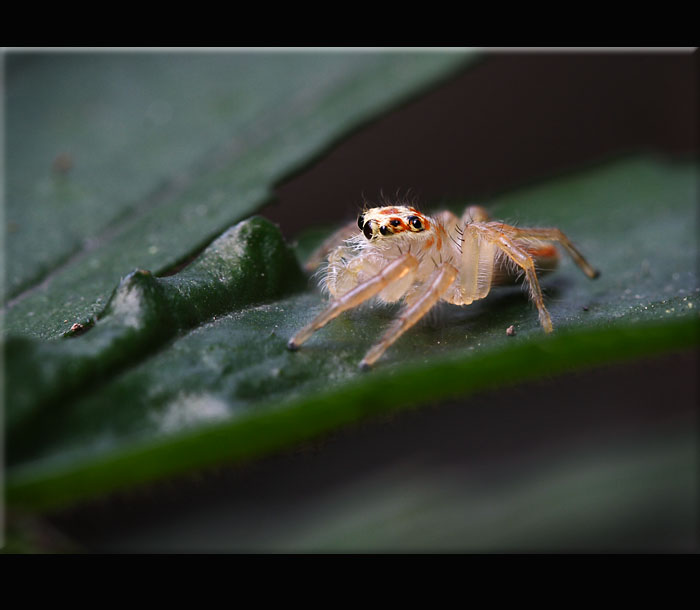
[359, 262, 458, 370]
[287, 252, 419, 350]
[474, 225, 555, 333]
[456, 224, 498, 304]
[505, 226, 600, 279]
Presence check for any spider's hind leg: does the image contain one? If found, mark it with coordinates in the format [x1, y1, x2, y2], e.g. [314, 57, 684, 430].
[507, 226, 600, 279]
[478, 225, 555, 333]
[460, 205, 491, 224]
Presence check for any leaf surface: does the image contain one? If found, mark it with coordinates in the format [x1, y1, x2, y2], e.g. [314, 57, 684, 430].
[5, 51, 470, 338]
[7, 155, 698, 510]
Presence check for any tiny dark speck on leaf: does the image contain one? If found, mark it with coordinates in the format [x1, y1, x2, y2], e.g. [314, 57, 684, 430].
[506, 325, 516, 336]
[52, 152, 74, 175]
[582, 305, 589, 311]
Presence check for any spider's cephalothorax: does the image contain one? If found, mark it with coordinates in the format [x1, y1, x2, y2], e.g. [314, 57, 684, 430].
[289, 204, 599, 370]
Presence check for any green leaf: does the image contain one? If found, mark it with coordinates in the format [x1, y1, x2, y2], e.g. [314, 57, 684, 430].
[6, 216, 305, 441]
[6, 154, 698, 511]
[4, 51, 471, 338]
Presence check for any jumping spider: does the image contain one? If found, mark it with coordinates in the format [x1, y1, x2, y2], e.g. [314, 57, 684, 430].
[288, 204, 599, 369]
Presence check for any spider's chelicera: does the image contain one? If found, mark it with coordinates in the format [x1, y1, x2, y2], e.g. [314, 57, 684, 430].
[289, 203, 599, 370]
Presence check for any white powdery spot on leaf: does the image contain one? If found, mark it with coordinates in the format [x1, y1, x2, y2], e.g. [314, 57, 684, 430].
[111, 284, 146, 329]
[154, 392, 231, 434]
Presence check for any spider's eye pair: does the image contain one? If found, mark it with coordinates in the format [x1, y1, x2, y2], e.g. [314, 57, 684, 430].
[407, 215, 423, 231]
[358, 213, 421, 238]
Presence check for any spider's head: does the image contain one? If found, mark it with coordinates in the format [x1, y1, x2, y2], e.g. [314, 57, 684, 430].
[357, 206, 430, 241]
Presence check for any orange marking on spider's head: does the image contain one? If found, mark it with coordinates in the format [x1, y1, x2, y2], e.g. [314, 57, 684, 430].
[379, 207, 400, 215]
[388, 217, 408, 233]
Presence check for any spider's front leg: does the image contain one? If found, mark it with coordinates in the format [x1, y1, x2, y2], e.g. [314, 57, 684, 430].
[359, 262, 458, 370]
[287, 252, 419, 351]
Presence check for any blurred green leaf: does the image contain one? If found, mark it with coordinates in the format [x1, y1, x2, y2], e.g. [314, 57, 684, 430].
[6, 154, 698, 511]
[4, 51, 471, 338]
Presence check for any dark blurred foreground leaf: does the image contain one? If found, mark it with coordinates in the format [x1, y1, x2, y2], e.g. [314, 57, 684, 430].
[67, 417, 696, 552]
[6, 155, 699, 511]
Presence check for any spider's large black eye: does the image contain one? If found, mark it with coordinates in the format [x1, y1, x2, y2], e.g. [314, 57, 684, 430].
[379, 225, 389, 236]
[363, 221, 373, 240]
[390, 219, 400, 227]
[408, 216, 423, 231]
[357, 214, 365, 230]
